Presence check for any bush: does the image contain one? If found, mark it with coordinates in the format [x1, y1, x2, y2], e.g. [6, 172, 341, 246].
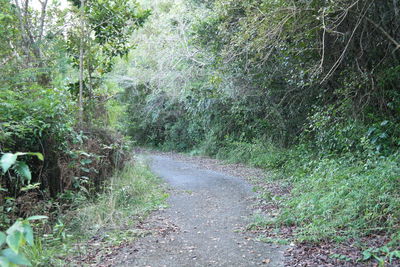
[0, 86, 75, 198]
[0, 86, 74, 152]
[0, 85, 129, 229]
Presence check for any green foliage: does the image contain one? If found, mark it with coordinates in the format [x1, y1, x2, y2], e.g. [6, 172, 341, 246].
[0, 0, 143, 196]
[6, 158, 165, 266]
[303, 104, 400, 157]
[23, 220, 73, 267]
[118, 0, 399, 153]
[362, 244, 400, 266]
[0, 154, 18, 175]
[0, 216, 47, 267]
[0, 84, 76, 197]
[16, 159, 167, 266]
[247, 213, 272, 231]
[0, 3, 142, 266]
[1, 153, 44, 186]
[0, 86, 75, 143]
[87, 0, 150, 59]
[64, 0, 151, 129]
[215, 141, 288, 169]
[0, 0, 397, 263]
[278, 153, 400, 241]
[67, 0, 150, 100]
[72, 158, 167, 236]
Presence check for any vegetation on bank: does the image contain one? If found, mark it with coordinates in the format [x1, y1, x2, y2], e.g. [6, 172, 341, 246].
[0, 0, 165, 266]
[112, 0, 400, 261]
[24, 160, 166, 266]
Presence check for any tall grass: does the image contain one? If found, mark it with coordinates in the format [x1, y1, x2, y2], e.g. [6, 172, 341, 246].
[72, 158, 168, 236]
[280, 153, 400, 241]
[208, 140, 400, 243]
[25, 158, 167, 266]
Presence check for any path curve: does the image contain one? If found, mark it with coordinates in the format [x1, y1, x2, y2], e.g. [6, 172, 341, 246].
[116, 154, 286, 266]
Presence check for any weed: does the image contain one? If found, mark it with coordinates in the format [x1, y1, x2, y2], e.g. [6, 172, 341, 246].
[70, 157, 168, 239]
[256, 235, 290, 245]
[278, 153, 400, 241]
[330, 253, 352, 262]
[247, 213, 273, 230]
[362, 246, 400, 266]
[24, 158, 167, 266]
[192, 138, 400, 266]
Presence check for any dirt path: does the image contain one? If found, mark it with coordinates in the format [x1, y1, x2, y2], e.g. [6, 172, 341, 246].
[112, 154, 286, 266]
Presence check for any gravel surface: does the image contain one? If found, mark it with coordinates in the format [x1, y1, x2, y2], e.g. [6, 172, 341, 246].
[111, 154, 287, 266]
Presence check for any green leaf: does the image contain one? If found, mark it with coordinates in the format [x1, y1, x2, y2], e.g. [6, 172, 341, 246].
[0, 256, 10, 267]
[1, 249, 31, 266]
[6, 221, 24, 236]
[12, 162, 31, 183]
[389, 250, 400, 263]
[26, 215, 48, 221]
[6, 231, 23, 254]
[20, 183, 41, 192]
[362, 250, 372, 261]
[381, 120, 389, 126]
[15, 152, 44, 161]
[380, 246, 390, 254]
[30, 153, 44, 161]
[81, 167, 90, 173]
[392, 251, 400, 258]
[0, 154, 17, 173]
[80, 159, 92, 165]
[22, 223, 33, 246]
[78, 151, 91, 157]
[0, 232, 6, 247]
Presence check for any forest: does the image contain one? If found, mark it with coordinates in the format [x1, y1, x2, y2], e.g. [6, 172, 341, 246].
[0, 0, 399, 266]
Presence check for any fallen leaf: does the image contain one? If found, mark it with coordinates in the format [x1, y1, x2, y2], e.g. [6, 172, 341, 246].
[262, 258, 271, 264]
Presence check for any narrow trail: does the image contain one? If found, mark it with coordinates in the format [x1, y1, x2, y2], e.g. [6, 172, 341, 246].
[114, 154, 286, 266]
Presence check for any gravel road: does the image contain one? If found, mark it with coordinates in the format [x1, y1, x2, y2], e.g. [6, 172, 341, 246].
[115, 154, 286, 267]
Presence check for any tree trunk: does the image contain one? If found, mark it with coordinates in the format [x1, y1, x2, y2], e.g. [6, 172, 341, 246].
[79, 0, 85, 124]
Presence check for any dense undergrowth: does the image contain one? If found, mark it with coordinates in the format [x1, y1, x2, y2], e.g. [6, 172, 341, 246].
[215, 141, 400, 242]
[111, 0, 400, 258]
[24, 160, 166, 266]
[0, 0, 156, 265]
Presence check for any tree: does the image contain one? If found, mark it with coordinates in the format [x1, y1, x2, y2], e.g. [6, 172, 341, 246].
[67, 0, 150, 123]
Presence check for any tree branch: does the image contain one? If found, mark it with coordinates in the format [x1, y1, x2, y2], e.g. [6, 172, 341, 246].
[365, 16, 400, 52]
[38, 0, 49, 42]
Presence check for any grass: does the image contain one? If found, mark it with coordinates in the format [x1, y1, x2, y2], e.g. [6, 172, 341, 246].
[256, 235, 290, 245]
[25, 157, 168, 266]
[200, 140, 400, 245]
[72, 157, 168, 236]
[279, 154, 400, 242]
[215, 141, 289, 170]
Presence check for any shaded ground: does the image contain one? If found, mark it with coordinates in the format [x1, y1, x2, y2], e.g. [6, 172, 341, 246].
[105, 154, 287, 266]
